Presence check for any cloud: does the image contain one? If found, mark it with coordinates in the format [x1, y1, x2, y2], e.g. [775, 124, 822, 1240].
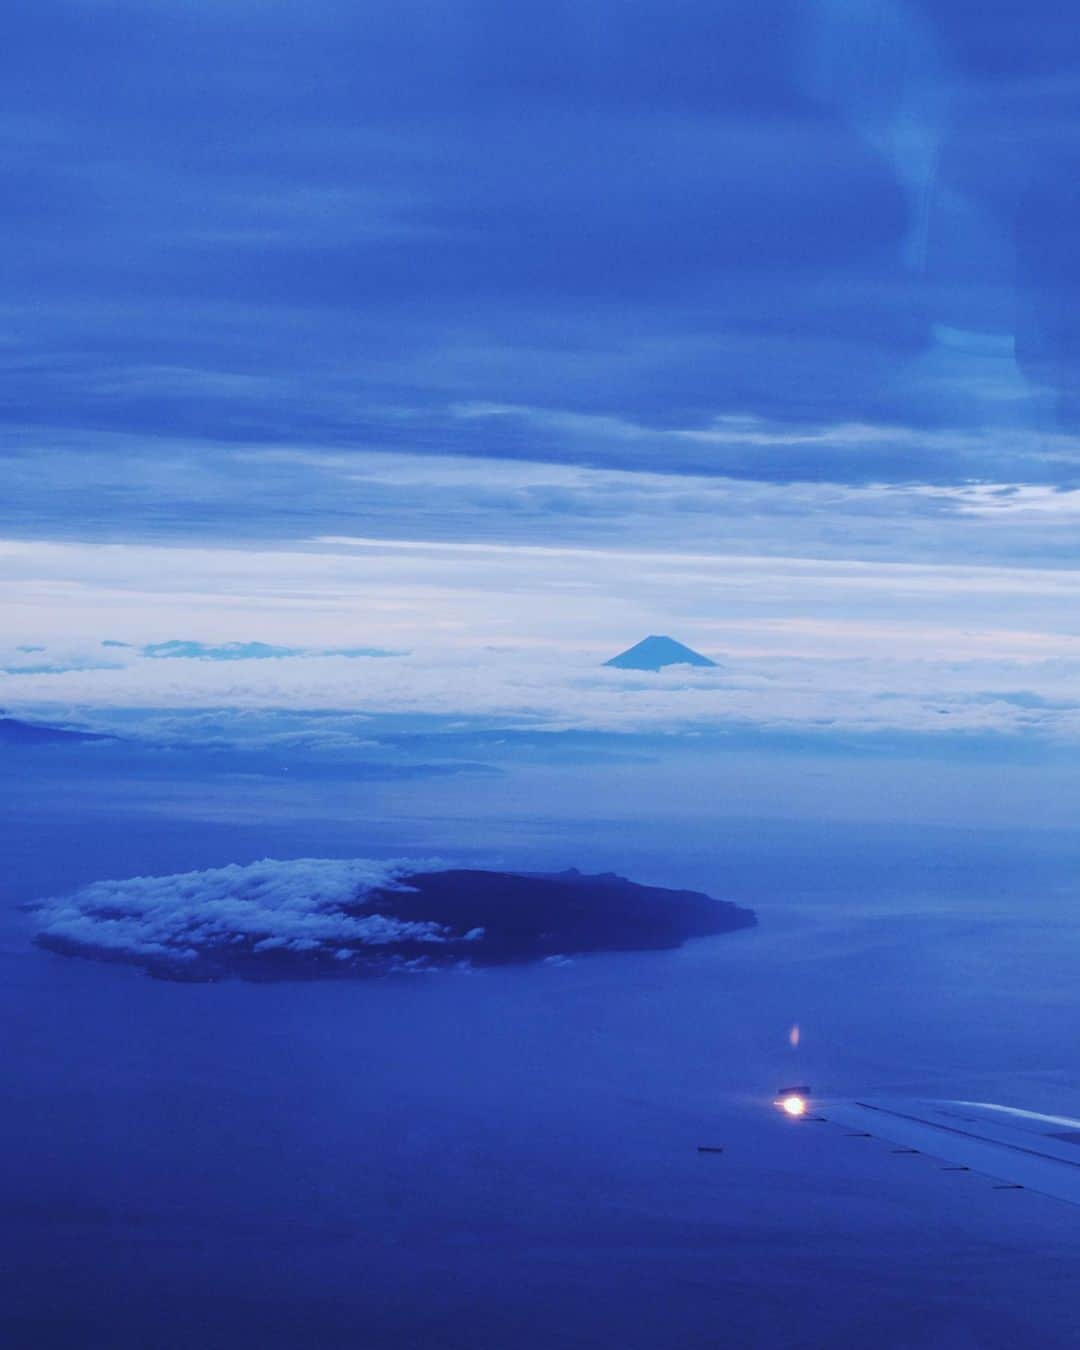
[6, 641, 1080, 745]
[7, 422, 1080, 593]
[141, 640, 399, 661]
[5, 0, 1080, 767]
[5, 0, 1080, 515]
[4, 533, 1080, 741]
[31, 857, 450, 976]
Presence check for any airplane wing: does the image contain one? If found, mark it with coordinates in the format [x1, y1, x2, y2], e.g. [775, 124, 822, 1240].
[775, 1091, 1080, 1207]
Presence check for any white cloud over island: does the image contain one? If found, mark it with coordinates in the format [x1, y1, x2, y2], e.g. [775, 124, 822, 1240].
[31, 857, 454, 970]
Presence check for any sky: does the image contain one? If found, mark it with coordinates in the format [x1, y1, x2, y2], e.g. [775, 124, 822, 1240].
[5, 0, 1080, 745]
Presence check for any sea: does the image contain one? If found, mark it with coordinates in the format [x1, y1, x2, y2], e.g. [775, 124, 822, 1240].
[3, 727, 1080, 1348]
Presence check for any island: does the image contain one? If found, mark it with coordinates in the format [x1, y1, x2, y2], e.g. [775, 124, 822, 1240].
[31, 859, 756, 982]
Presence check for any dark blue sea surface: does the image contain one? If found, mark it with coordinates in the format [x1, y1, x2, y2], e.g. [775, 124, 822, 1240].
[3, 738, 1080, 1347]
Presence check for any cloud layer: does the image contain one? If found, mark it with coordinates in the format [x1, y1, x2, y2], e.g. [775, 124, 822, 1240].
[5, 0, 1080, 541]
[31, 858, 452, 977]
[4, 533, 1080, 742]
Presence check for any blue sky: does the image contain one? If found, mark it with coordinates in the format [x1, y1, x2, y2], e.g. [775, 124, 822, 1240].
[4, 0, 1080, 741]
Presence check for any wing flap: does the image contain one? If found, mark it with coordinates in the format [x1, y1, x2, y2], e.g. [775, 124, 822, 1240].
[808, 1097, 1080, 1206]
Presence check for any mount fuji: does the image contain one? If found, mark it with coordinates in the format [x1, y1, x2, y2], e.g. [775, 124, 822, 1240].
[604, 635, 717, 671]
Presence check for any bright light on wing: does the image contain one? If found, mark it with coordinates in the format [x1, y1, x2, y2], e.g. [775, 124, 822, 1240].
[774, 1084, 812, 1117]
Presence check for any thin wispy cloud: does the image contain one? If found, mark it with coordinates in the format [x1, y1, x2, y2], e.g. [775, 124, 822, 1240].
[30, 857, 449, 973]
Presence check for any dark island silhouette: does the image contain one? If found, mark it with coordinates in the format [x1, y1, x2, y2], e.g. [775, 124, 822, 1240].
[34, 867, 756, 982]
[373, 869, 754, 966]
[604, 636, 717, 670]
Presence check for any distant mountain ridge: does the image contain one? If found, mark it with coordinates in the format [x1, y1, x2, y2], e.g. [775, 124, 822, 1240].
[605, 635, 717, 670]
